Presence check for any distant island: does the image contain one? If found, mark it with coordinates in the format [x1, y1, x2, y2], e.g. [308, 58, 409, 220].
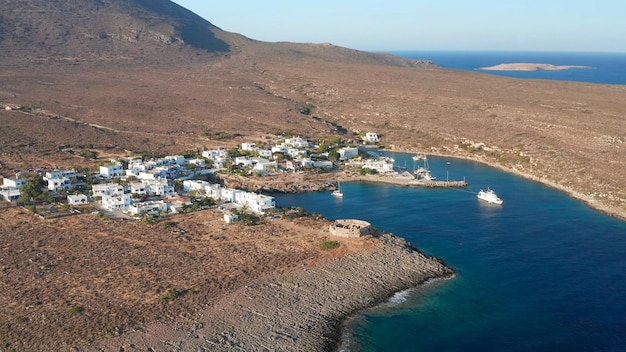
[479, 63, 592, 72]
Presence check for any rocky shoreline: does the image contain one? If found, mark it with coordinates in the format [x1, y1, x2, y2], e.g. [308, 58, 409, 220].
[93, 233, 454, 351]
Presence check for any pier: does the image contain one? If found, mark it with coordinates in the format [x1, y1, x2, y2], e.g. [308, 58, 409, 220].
[409, 180, 468, 188]
[348, 175, 468, 188]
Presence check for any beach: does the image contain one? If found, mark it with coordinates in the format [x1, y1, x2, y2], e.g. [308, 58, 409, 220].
[93, 233, 453, 351]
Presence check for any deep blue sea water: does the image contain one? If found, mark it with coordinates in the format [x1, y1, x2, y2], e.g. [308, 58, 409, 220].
[273, 153, 626, 351]
[389, 51, 626, 85]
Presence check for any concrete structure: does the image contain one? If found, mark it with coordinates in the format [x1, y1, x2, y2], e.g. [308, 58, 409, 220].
[67, 194, 89, 205]
[338, 147, 359, 161]
[363, 158, 395, 174]
[2, 177, 27, 189]
[99, 164, 124, 178]
[0, 187, 21, 201]
[91, 183, 124, 197]
[101, 193, 132, 211]
[364, 132, 380, 143]
[329, 219, 373, 238]
[128, 200, 168, 215]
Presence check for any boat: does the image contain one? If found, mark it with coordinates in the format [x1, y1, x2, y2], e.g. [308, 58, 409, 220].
[412, 154, 426, 161]
[413, 155, 436, 181]
[477, 188, 503, 205]
[332, 182, 343, 197]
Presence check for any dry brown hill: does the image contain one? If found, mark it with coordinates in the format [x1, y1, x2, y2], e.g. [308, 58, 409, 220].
[0, 0, 625, 217]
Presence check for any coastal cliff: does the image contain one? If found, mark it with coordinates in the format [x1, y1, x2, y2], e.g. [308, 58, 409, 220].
[94, 233, 453, 351]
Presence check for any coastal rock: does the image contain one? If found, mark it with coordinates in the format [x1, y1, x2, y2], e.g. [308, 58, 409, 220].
[94, 233, 453, 351]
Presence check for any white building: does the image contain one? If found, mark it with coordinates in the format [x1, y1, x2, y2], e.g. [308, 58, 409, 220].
[364, 132, 380, 143]
[363, 158, 395, 173]
[128, 200, 168, 215]
[45, 169, 77, 181]
[241, 142, 257, 151]
[258, 149, 273, 158]
[0, 187, 21, 201]
[3, 176, 27, 189]
[47, 177, 72, 191]
[44, 169, 77, 191]
[253, 161, 278, 176]
[91, 183, 125, 197]
[101, 193, 132, 211]
[183, 180, 210, 193]
[283, 137, 309, 148]
[313, 160, 334, 170]
[99, 164, 124, 178]
[338, 147, 359, 161]
[163, 155, 186, 165]
[67, 194, 89, 205]
[236, 192, 276, 214]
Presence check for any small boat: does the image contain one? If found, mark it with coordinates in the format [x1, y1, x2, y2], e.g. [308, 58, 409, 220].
[412, 154, 426, 161]
[332, 182, 343, 197]
[477, 188, 503, 205]
[446, 161, 452, 165]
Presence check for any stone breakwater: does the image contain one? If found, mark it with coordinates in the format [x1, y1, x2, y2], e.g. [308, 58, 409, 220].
[94, 234, 454, 351]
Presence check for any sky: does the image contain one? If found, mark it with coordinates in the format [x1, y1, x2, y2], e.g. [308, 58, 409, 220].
[171, 1, 626, 52]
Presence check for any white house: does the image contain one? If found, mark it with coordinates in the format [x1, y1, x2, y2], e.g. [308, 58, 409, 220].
[201, 148, 229, 169]
[234, 156, 255, 167]
[183, 180, 210, 193]
[128, 200, 168, 215]
[283, 137, 309, 148]
[364, 132, 380, 143]
[44, 169, 77, 191]
[236, 192, 276, 214]
[338, 147, 359, 161]
[99, 164, 124, 178]
[67, 194, 89, 205]
[163, 155, 186, 165]
[45, 169, 77, 181]
[101, 193, 132, 211]
[47, 177, 72, 191]
[241, 142, 257, 151]
[0, 187, 21, 201]
[363, 158, 395, 173]
[257, 149, 273, 158]
[91, 183, 124, 197]
[3, 176, 27, 189]
[253, 161, 278, 176]
[223, 211, 240, 224]
[186, 158, 206, 168]
[143, 180, 172, 196]
[313, 160, 334, 170]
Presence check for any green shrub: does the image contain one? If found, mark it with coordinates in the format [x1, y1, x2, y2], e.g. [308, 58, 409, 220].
[321, 241, 340, 250]
[68, 306, 84, 315]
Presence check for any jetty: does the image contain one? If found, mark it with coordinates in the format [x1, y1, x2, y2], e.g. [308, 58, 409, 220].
[409, 180, 468, 188]
[349, 175, 468, 188]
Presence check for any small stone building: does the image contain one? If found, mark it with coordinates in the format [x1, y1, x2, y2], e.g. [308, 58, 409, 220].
[329, 219, 372, 238]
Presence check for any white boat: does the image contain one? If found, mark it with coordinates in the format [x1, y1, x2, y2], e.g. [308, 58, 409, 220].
[413, 155, 436, 181]
[332, 182, 343, 197]
[477, 188, 503, 205]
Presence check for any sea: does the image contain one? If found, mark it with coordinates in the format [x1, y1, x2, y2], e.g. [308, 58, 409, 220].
[389, 51, 626, 85]
[274, 152, 626, 351]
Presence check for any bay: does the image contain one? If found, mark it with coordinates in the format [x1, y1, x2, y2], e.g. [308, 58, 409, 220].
[273, 153, 626, 351]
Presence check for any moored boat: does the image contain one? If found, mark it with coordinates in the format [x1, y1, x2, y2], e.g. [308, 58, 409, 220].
[477, 188, 503, 204]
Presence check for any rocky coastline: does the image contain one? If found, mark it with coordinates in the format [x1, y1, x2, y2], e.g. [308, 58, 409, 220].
[94, 233, 454, 351]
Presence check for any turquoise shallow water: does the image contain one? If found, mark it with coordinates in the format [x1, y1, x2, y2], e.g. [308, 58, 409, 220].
[273, 153, 626, 352]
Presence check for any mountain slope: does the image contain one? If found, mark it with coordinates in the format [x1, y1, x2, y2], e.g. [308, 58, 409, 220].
[0, 0, 229, 62]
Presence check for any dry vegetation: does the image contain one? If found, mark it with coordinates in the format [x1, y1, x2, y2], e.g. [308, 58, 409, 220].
[1, 0, 625, 349]
[0, 206, 362, 350]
